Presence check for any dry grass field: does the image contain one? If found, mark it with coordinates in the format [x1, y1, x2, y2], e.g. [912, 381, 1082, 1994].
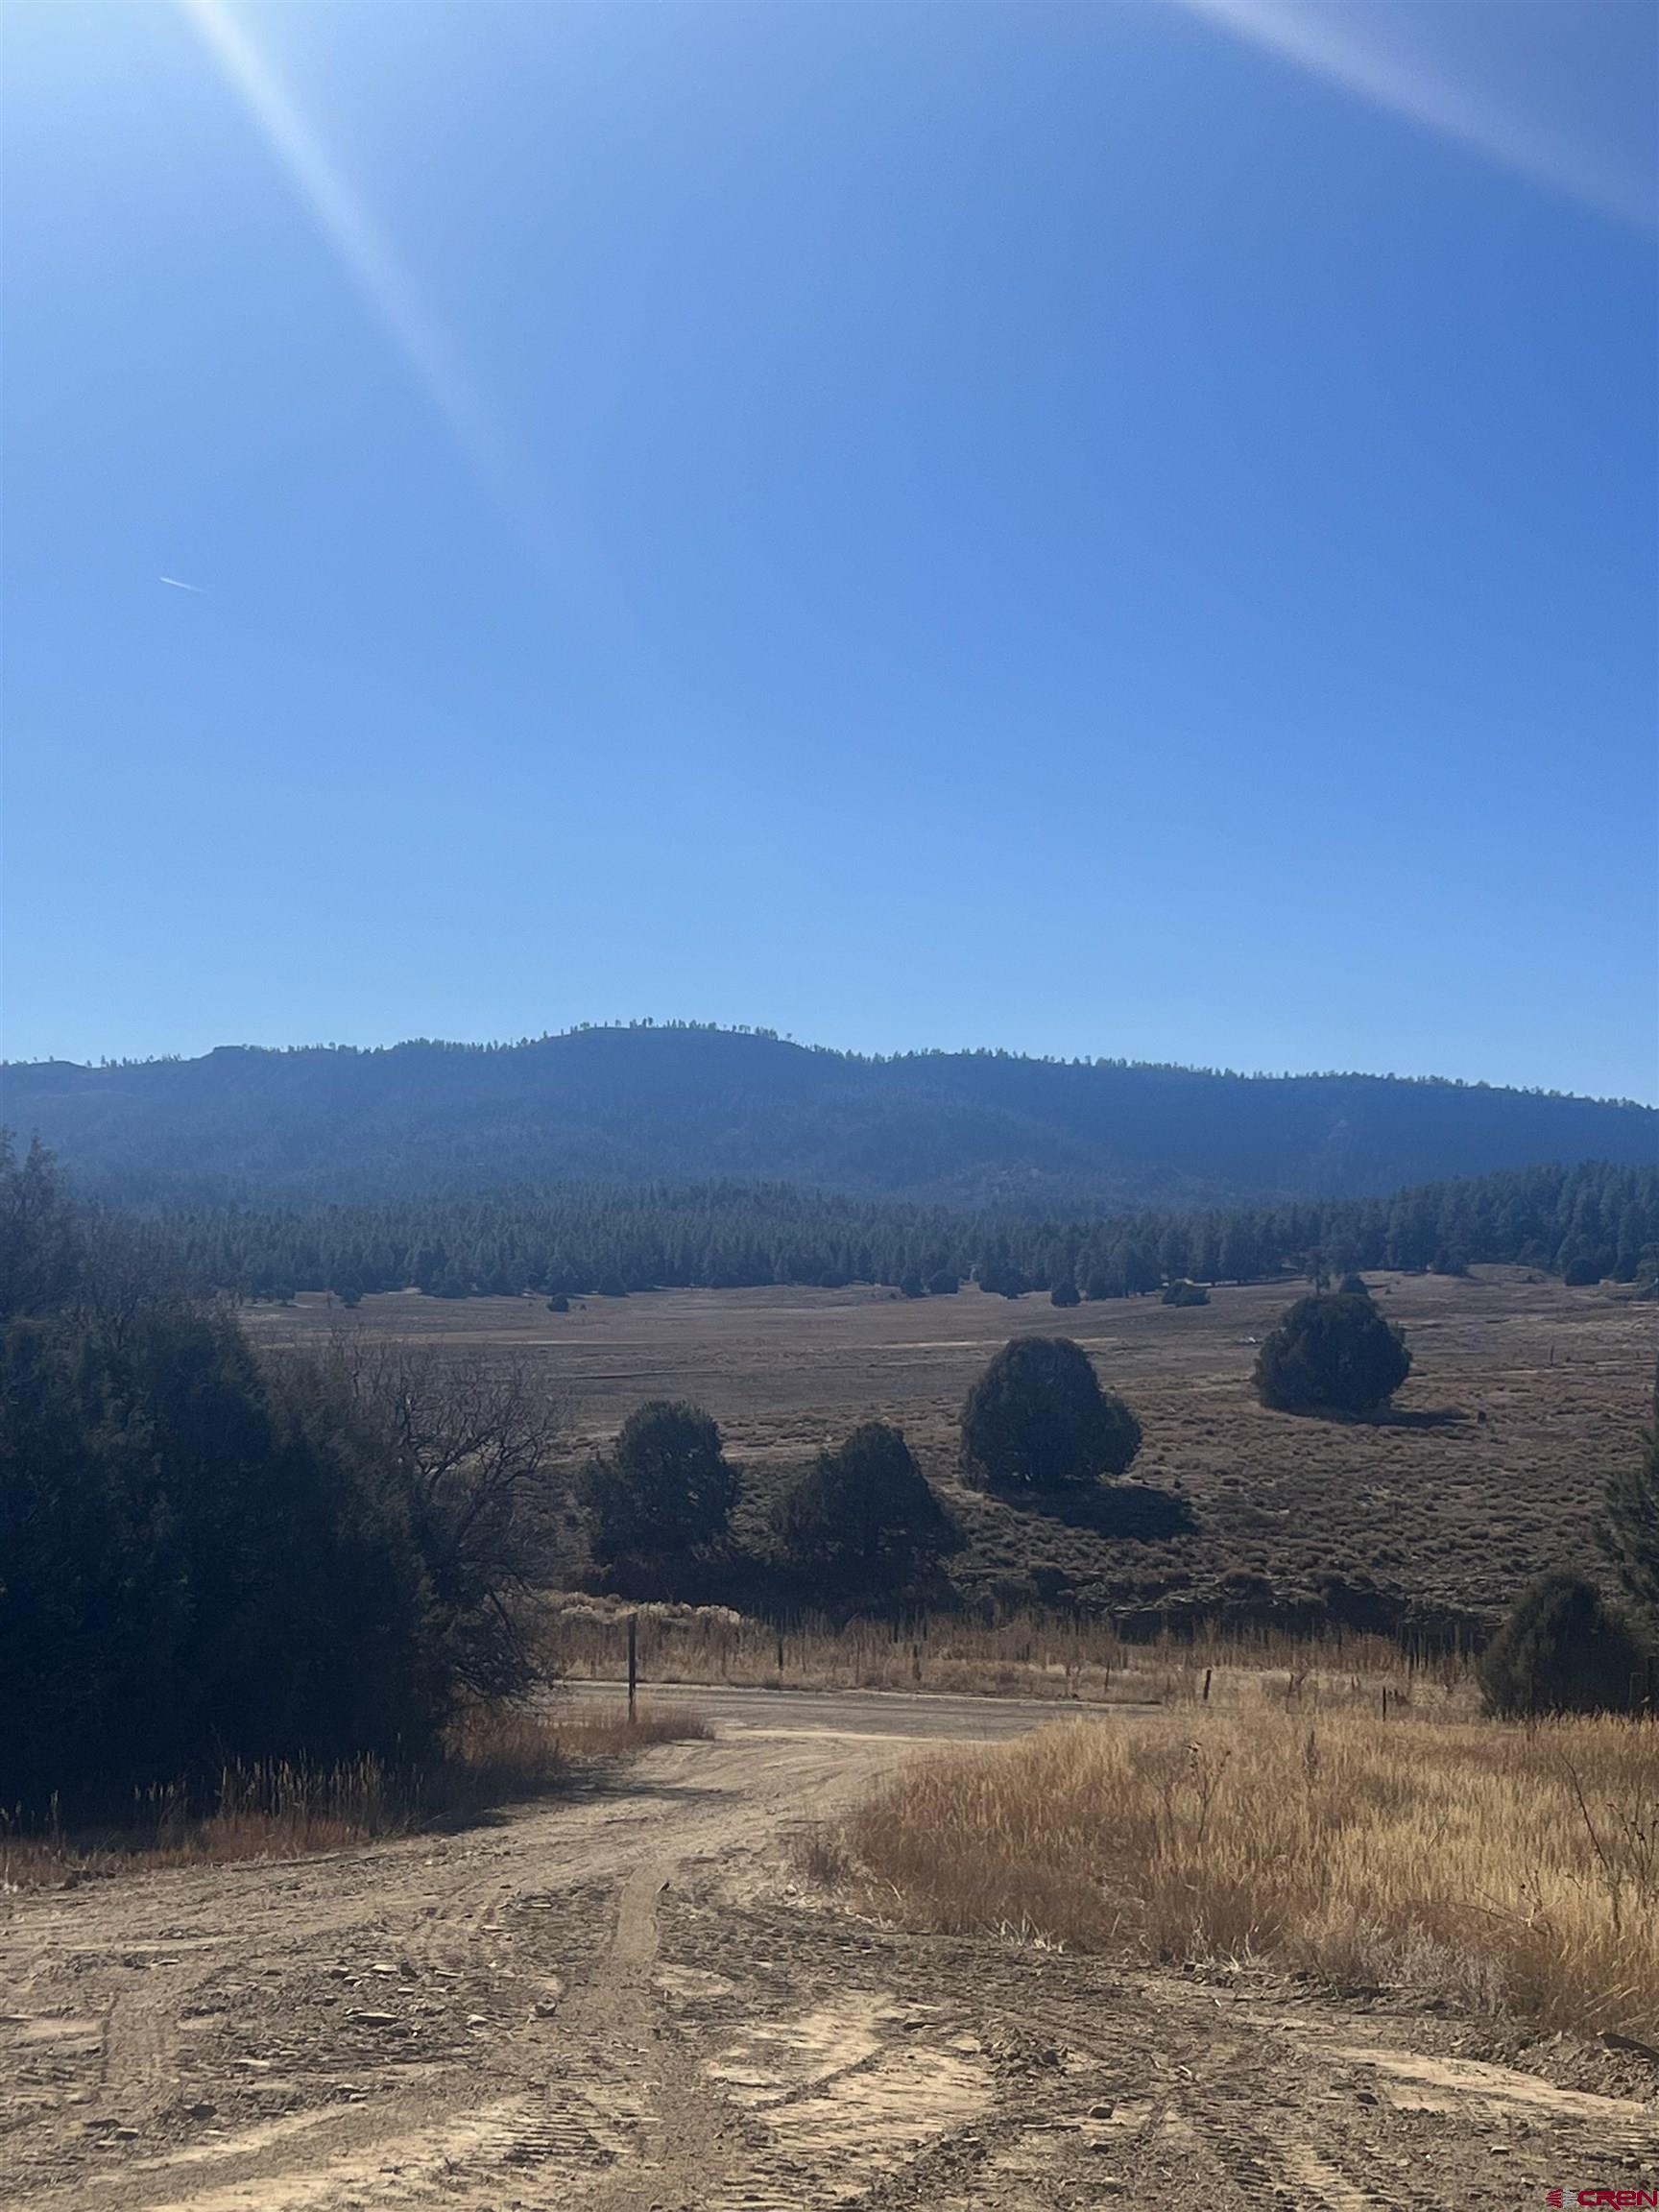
[249, 1267, 1654, 1629]
[839, 1704, 1659, 2044]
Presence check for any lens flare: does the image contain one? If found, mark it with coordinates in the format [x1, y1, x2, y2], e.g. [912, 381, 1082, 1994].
[179, 0, 518, 509]
[1174, 0, 1656, 232]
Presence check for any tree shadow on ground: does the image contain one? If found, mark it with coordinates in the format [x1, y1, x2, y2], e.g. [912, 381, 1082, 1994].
[989, 1481, 1196, 1541]
[1269, 1404, 1468, 1431]
[1366, 1406, 1468, 1431]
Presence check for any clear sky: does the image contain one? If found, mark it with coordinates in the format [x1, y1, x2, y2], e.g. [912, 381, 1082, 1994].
[4, 0, 1655, 1098]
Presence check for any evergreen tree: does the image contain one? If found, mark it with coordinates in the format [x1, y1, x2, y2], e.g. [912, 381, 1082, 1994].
[53, 1154, 1659, 1319]
[961, 1336, 1142, 1489]
[1253, 1293, 1411, 1415]
[582, 1400, 737, 1572]
[0, 1145, 446, 1816]
[1480, 1572, 1645, 1717]
[772, 1422, 955, 1600]
[1217, 1218, 1259, 1284]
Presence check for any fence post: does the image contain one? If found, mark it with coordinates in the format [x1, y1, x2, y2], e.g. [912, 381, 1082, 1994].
[628, 1613, 638, 1724]
[1202, 1667, 1212, 1703]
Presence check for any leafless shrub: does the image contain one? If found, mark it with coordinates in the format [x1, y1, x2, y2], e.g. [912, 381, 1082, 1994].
[317, 1331, 571, 1701]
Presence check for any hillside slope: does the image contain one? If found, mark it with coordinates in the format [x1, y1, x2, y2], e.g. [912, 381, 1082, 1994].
[4, 1025, 1652, 1208]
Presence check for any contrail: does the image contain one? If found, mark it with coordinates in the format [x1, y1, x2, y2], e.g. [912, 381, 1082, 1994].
[158, 576, 204, 593]
[1170, 0, 1656, 232]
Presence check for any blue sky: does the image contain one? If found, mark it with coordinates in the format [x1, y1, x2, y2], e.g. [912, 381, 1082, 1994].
[4, 0, 1655, 1098]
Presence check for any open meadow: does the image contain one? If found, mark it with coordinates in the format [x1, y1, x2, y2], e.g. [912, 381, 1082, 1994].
[248, 1266, 1655, 1630]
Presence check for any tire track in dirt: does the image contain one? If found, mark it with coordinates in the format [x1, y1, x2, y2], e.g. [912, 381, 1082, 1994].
[3, 1695, 1649, 2212]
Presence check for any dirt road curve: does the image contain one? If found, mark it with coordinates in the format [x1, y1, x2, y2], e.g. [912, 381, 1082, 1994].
[4, 1687, 1655, 2210]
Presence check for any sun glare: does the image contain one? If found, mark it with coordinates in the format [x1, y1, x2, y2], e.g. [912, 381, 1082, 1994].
[1173, 0, 1657, 231]
[177, 0, 517, 503]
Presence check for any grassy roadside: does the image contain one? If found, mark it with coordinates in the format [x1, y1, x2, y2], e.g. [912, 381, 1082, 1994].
[831, 1702, 1659, 2044]
[0, 1701, 709, 1892]
[541, 1598, 1481, 1714]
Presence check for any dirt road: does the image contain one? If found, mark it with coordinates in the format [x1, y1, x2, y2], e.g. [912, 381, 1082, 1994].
[4, 1689, 1655, 2209]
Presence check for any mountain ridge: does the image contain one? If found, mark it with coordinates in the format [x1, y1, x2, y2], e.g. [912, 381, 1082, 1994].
[4, 1024, 1653, 1211]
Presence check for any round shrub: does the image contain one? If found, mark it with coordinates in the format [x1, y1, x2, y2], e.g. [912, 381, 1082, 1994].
[1253, 1293, 1411, 1416]
[1480, 1573, 1646, 1717]
[961, 1336, 1142, 1489]
[772, 1421, 955, 1599]
[582, 1400, 737, 1567]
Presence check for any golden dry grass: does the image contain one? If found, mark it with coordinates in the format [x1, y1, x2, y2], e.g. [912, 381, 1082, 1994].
[0, 1701, 709, 1892]
[843, 1704, 1659, 2042]
[540, 1597, 1479, 1712]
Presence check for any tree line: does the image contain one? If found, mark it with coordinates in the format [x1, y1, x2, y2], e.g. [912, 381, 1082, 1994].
[125, 1157, 1659, 1306]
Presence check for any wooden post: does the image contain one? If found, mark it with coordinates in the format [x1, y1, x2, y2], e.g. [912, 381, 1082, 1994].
[627, 1613, 638, 1724]
[1201, 1668, 1212, 1703]
[1382, 1685, 1388, 1720]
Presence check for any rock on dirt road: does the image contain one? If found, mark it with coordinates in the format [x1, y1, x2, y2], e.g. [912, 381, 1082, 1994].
[2, 1685, 1656, 2209]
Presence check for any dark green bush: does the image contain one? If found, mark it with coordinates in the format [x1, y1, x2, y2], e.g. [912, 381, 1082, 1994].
[582, 1400, 737, 1572]
[0, 1142, 450, 1818]
[961, 1336, 1141, 1489]
[1253, 1293, 1411, 1415]
[773, 1421, 955, 1599]
[1480, 1573, 1646, 1717]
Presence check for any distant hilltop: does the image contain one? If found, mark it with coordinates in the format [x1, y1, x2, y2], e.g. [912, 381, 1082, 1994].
[4, 1023, 1653, 1210]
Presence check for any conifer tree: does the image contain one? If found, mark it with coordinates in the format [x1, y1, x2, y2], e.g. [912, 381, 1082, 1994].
[961, 1337, 1141, 1489]
[773, 1422, 954, 1600]
[582, 1401, 737, 1571]
[1253, 1293, 1410, 1416]
[1480, 1572, 1643, 1717]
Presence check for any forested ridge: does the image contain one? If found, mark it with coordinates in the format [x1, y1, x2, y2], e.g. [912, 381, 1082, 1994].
[6, 1022, 1652, 1211]
[150, 1159, 1657, 1304]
